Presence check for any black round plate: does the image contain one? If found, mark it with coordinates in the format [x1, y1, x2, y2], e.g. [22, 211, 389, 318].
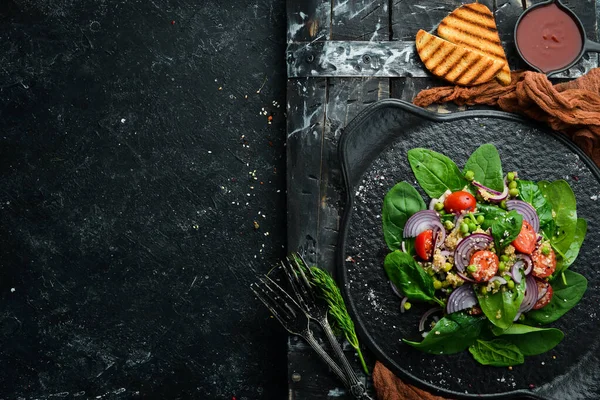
[337, 100, 600, 400]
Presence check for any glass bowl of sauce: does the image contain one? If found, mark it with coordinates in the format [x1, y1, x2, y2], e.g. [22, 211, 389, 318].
[514, 0, 600, 75]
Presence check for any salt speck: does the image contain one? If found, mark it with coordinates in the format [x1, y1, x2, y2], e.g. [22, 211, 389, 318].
[120, 118, 126, 123]
[10, 288, 15, 293]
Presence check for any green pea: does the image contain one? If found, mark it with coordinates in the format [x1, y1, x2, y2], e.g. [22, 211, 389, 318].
[467, 264, 478, 273]
[464, 170, 475, 181]
[509, 188, 519, 197]
[500, 255, 509, 262]
[439, 209, 446, 216]
[480, 286, 488, 295]
[444, 262, 453, 272]
[444, 220, 454, 230]
[498, 262, 506, 272]
[433, 280, 442, 290]
[493, 280, 501, 288]
[434, 201, 445, 211]
[476, 215, 485, 225]
[508, 181, 518, 190]
[507, 172, 515, 181]
[427, 268, 436, 276]
[500, 200, 507, 209]
[460, 223, 469, 234]
[468, 223, 477, 232]
[404, 301, 412, 311]
[541, 245, 550, 255]
[507, 280, 515, 289]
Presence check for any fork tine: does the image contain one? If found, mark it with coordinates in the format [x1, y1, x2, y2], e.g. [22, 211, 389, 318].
[254, 279, 296, 320]
[250, 284, 293, 332]
[261, 276, 300, 319]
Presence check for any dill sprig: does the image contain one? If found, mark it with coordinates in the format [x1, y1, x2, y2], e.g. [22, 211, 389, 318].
[293, 254, 369, 374]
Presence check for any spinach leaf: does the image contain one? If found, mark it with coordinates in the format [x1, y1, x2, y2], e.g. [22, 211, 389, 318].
[517, 180, 555, 238]
[381, 182, 426, 251]
[525, 270, 587, 325]
[475, 203, 507, 230]
[469, 339, 524, 367]
[539, 180, 577, 257]
[491, 324, 564, 356]
[477, 277, 525, 329]
[555, 218, 587, 275]
[404, 312, 486, 355]
[384, 251, 440, 304]
[491, 210, 523, 251]
[464, 144, 504, 192]
[407, 148, 468, 198]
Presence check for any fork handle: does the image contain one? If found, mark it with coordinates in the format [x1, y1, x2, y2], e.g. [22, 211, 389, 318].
[302, 330, 350, 387]
[320, 318, 374, 400]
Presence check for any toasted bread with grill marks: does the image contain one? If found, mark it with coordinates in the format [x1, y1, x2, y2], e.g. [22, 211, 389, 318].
[437, 2, 511, 86]
[415, 29, 505, 87]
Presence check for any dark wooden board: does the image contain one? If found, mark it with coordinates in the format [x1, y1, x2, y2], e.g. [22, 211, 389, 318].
[287, 0, 600, 399]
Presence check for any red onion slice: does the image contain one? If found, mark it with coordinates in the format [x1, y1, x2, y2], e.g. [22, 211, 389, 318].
[511, 263, 523, 284]
[456, 270, 476, 283]
[400, 296, 409, 313]
[418, 307, 443, 332]
[429, 198, 439, 210]
[537, 282, 549, 301]
[401, 241, 407, 253]
[446, 284, 478, 314]
[390, 281, 402, 298]
[517, 254, 533, 275]
[404, 210, 444, 238]
[454, 233, 494, 273]
[489, 276, 507, 285]
[506, 200, 540, 233]
[472, 180, 503, 196]
[472, 180, 509, 203]
[519, 275, 538, 314]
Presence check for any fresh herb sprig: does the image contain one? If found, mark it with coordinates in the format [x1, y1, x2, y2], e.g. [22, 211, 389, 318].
[294, 254, 369, 374]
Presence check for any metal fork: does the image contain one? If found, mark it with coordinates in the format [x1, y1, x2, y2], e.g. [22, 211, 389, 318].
[282, 254, 373, 400]
[250, 276, 349, 387]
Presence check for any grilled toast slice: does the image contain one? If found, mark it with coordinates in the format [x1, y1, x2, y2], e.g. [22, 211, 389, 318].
[415, 29, 505, 86]
[437, 2, 511, 86]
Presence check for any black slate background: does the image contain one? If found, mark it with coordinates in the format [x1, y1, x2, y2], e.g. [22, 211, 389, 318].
[0, 1, 287, 399]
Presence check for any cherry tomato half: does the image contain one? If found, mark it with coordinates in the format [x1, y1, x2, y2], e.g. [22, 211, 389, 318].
[533, 279, 554, 310]
[469, 250, 499, 282]
[415, 229, 434, 261]
[531, 246, 556, 279]
[444, 191, 476, 214]
[512, 220, 537, 255]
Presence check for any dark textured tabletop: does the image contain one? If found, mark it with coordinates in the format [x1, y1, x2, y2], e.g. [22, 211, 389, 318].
[1, 1, 287, 399]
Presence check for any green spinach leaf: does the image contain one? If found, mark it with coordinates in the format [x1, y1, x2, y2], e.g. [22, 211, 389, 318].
[469, 339, 524, 366]
[475, 203, 507, 230]
[384, 251, 440, 304]
[407, 148, 468, 198]
[404, 313, 486, 355]
[517, 180, 555, 238]
[477, 277, 525, 329]
[539, 180, 577, 257]
[491, 210, 523, 251]
[491, 324, 564, 356]
[525, 270, 587, 325]
[555, 218, 587, 275]
[464, 144, 504, 192]
[381, 182, 426, 251]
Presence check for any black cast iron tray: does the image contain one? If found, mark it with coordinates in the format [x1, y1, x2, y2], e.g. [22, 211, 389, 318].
[336, 99, 600, 399]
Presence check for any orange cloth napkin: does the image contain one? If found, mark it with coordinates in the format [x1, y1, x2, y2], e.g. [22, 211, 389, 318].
[372, 361, 451, 400]
[413, 69, 600, 167]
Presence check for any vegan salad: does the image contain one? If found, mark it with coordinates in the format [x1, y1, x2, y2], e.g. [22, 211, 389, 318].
[382, 144, 588, 367]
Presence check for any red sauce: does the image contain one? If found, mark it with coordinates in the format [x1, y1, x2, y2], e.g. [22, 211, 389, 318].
[515, 3, 583, 73]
